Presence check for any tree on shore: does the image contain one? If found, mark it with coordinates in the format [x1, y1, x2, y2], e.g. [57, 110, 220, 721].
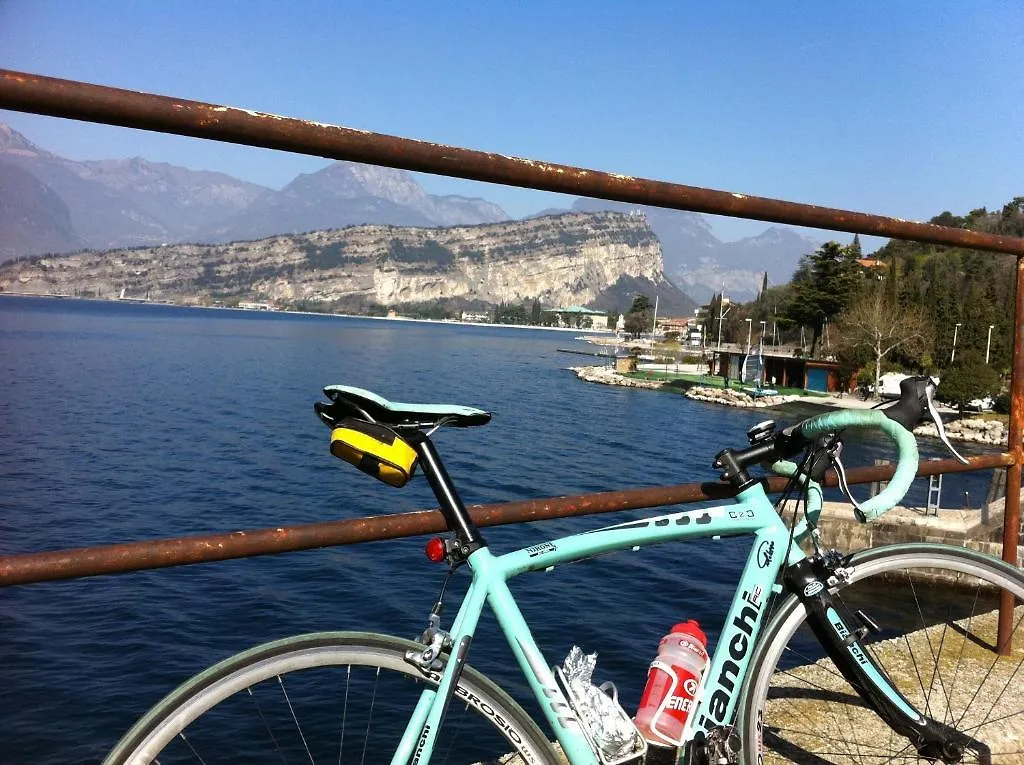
[834, 290, 931, 399]
[939, 349, 1001, 413]
[785, 242, 862, 357]
[624, 294, 654, 338]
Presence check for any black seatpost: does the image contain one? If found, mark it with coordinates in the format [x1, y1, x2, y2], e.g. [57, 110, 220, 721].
[406, 431, 485, 555]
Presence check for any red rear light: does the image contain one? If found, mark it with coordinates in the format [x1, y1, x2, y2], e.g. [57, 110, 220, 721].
[425, 537, 446, 563]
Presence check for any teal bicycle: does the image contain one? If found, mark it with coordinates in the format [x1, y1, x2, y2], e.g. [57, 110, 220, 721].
[104, 378, 1024, 764]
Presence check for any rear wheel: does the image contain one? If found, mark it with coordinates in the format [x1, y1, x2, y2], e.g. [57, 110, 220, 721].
[103, 632, 559, 765]
[740, 545, 1024, 764]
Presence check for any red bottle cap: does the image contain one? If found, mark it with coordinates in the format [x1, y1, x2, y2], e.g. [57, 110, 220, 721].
[670, 619, 707, 646]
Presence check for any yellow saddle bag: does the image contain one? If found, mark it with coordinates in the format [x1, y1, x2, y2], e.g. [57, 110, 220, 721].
[330, 417, 419, 488]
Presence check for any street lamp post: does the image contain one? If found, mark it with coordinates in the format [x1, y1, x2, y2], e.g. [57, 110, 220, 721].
[951, 323, 962, 363]
[987, 324, 996, 364]
[716, 302, 732, 353]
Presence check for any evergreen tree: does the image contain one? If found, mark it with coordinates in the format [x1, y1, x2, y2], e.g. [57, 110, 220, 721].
[624, 294, 654, 338]
[999, 197, 1024, 236]
[884, 248, 898, 304]
[784, 242, 863, 357]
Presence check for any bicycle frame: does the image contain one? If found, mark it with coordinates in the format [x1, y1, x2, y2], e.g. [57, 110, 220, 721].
[309, 391, 944, 764]
[393, 480, 813, 765]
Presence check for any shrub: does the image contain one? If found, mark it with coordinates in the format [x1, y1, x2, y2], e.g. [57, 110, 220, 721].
[994, 392, 1011, 414]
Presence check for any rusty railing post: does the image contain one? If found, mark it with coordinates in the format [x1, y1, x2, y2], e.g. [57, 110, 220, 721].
[999, 255, 1024, 654]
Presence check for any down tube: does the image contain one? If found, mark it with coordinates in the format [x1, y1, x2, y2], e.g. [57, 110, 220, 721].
[686, 488, 790, 739]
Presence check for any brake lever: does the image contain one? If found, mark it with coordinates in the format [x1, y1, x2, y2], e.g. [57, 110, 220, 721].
[830, 450, 869, 522]
[924, 382, 969, 464]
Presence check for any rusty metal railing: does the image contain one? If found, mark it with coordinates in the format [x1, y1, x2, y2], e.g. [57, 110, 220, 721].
[2, 69, 1022, 258]
[1, 66, 1022, 653]
[0, 453, 1010, 587]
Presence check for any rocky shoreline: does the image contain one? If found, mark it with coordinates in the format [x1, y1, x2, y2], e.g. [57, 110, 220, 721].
[569, 367, 800, 408]
[569, 365, 665, 389]
[569, 367, 1013, 445]
[684, 385, 801, 408]
[915, 417, 1008, 447]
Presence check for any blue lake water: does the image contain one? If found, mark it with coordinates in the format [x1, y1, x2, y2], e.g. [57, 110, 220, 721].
[0, 296, 999, 763]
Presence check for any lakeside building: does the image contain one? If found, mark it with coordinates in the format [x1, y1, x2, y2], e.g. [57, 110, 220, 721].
[543, 306, 610, 330]
[658, 315, 704, 347]
[713, 348, 846, 393]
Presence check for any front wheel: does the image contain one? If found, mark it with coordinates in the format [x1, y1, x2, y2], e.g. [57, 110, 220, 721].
[103, 631, 559, 765]
[740, 544, 1024, 764]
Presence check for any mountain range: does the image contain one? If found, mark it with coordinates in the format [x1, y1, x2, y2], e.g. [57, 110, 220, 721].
[0, 122, 819, 303]
[0, 123, 507, 260]
[0, 211, 697, 317]
[568, 199, 820, 302]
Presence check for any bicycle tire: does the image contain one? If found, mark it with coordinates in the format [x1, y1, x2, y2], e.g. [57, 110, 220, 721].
[739, 544, 1024, 764]
[103, 631, 560, 765]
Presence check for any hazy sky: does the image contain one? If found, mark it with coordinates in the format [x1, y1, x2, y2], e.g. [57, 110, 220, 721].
[2, 1, 1021, 243]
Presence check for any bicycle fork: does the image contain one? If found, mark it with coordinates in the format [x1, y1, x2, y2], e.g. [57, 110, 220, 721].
[785, 556, 985, 763]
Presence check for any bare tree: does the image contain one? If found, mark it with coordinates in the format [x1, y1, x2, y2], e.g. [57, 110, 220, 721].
[835, 290, 932, 399]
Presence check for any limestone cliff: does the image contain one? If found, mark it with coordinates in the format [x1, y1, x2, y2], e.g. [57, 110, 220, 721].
[0, 212, 687, 312]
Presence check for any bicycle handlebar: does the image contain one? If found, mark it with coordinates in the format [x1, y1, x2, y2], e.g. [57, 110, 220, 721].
[795, 408, 919, 521]
[720, 377, 940, 521]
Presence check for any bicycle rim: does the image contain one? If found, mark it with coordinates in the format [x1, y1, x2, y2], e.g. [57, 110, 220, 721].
[103, 632, 559, 765]
[741, 545, 1024, 764]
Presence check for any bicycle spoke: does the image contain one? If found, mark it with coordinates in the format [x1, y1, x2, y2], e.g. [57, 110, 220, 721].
[439, 701, 471, 764]
[777, 640, 853, 684]
[765, 659, 887, 764]
[962, 611, 1024, 729]
[907, 575, 942, 720]
[894, 576, 935, 723]
[359, 666, 380, 765]
[337, 664, 350, 765]
[277, 675, 316, 765]
[177, 732, 208, 765]
[764, 723, 920, 764]
[943, 584, 983, 726]
[924, 593, 955, 724]
[248, 686, 289, 764]
[960, 705, 1024, 734]
[951, 609, 1024, 733]
[766, 660, 862, 746]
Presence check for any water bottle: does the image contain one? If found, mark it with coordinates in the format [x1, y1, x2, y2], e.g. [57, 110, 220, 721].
[633, 620, 708, 746]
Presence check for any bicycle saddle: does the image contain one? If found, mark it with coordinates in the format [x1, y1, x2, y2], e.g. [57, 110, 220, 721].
[315, 385, 492, 430]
